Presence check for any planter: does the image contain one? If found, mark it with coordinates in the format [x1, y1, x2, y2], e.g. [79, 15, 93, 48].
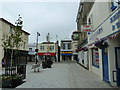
[2, 78, 22, 88]
[1, 74, 23, 88]
[95, 40, 109, 49]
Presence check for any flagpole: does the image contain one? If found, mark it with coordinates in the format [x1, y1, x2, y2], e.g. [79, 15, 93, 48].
[35, 32, 40, 64]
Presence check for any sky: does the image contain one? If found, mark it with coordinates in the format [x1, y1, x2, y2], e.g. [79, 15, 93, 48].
[0, 0, 80, 44]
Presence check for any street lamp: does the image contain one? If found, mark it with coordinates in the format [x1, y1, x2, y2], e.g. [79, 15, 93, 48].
[35, 32, 40, 64]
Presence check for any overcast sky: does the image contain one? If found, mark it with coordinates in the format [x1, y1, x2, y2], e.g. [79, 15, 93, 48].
[0, 1, 80, 44]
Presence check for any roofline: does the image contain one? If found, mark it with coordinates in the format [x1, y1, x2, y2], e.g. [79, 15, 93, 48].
[0, 18, 30, 35]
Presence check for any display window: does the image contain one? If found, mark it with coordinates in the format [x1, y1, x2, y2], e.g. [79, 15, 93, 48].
[92, 48, 99, 68]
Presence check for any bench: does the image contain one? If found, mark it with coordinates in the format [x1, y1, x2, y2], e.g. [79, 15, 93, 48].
[31, 64, 41, 72]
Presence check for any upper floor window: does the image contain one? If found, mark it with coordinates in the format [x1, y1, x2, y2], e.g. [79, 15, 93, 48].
[68, 43, 71, 49]
[50, 46, 54, 50]
[40, 46, 44, 50]
[23, 42, 26, 49]
[63, 43, 65, 49]
[9, 26, 13, 33]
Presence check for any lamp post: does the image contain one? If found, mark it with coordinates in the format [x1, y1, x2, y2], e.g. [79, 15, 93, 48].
[35, 32, 40, 64]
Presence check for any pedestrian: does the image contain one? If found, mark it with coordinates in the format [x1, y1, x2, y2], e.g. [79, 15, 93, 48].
[46, 58, 53, 68]
[42, 60, 47, 69]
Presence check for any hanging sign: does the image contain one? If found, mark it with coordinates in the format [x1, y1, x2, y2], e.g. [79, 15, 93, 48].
[81, 25, 91, 32]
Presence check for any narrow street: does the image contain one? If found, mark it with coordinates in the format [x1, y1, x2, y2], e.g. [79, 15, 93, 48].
[17, 62, 111, 88]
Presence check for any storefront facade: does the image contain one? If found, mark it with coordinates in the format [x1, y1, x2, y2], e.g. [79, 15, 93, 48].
[38, 42, 58, 62]
[88, 1, 120, 86]
[60, 39, 73, 61]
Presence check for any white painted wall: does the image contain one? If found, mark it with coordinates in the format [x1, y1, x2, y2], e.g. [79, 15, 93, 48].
[107, 37, 120, 86]
[87, 1, 120, 86]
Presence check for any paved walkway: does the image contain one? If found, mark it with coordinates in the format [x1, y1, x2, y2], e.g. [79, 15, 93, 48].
[17, 62, 111, 88]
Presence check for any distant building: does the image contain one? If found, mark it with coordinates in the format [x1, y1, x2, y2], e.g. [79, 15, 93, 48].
[28, 43, 36, 62]
[37, 41, 59, 62]
[60, 39, 73, 61]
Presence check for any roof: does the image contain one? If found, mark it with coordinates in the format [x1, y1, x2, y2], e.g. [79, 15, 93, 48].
[0, 18, 30, 35]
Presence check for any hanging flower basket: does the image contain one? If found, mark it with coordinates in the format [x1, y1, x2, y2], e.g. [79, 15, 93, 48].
[94, 40, 109, 49]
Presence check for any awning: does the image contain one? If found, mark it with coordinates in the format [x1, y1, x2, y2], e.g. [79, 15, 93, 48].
[61, 53, 72, 56]
[38, 53, 56, 56]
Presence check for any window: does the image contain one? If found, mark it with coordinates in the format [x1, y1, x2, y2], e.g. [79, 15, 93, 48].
[63, 43, 65, 49]
[68, 43, 71, 49]
[50, 46, 54, 50]
[40, 46, 44, 50]
[9, 26, 13, 33]
[29, 48, 32, 51]
[92, 48, 99, 68]
[23, 42, 26, 49]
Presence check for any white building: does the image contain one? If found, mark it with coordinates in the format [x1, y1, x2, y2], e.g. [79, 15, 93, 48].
[28, 43, 36, 62]
[60, 39, 73, 61]
[87, 1, 120, 86]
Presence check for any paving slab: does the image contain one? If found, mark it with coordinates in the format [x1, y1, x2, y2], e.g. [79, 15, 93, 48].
[16, 62, 111, 88]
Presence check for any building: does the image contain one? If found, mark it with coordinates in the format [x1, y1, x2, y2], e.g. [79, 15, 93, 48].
[71, 31, 79, 61]
[28, 43, 36, 62]
[37, 41, 58, 62]
[0, 18, 30, 78]
[60, 39, 73, 61]
[87, 0, 120, 86]
[76, 0, 94, 69]
[72, 40, 78, 61]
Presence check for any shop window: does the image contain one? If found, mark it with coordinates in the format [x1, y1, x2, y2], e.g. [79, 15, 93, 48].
[92, 48, 99, 68]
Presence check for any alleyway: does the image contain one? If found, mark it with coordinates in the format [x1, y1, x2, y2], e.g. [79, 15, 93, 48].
[17, 62, 111, 88]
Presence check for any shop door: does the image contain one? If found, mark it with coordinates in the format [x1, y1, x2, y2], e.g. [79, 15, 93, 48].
[102, 48, 109, 82]
[115, 47, 120, 86]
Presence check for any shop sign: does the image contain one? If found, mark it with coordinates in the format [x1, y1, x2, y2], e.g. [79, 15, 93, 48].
[61, 51, 72, 54]
[81, 25, 91, 32]
[110, 8, 120, 31]
[61, 53, 72, 56]
[89, 27, 103, 41]
[38, 53, 56, 56]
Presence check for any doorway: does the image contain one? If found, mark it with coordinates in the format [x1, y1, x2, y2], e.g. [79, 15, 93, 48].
[102, 48, 109, 82]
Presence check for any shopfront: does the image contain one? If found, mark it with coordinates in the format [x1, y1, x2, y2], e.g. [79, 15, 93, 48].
[88, 6, 120, 86]
[38, 53, 56, 61]
[61, 51, 73, 61]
